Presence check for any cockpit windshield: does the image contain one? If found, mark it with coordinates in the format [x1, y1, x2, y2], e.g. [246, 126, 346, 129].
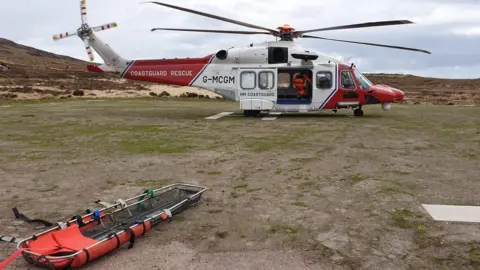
[353, 68, 374, 90]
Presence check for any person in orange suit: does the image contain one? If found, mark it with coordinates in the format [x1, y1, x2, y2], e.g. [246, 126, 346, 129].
[293, 73, 311, 99]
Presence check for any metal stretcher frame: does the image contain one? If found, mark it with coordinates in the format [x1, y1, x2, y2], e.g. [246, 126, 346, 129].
[16, 183, 207, 268]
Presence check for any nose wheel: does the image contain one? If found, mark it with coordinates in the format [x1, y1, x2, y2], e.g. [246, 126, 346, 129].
[353, 107, 364, 117]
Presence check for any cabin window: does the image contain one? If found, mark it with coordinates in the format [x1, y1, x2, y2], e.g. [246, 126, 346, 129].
[316, 71, 333, 89]
[240, 71, 256, 90]
[277, 72, 290, 88]
[268, 47, 288, 64]
[259, 71, 274, 90]
[341, 70, 356, 90]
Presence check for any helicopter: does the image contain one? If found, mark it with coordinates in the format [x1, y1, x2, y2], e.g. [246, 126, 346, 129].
[53, 0, 431, 117]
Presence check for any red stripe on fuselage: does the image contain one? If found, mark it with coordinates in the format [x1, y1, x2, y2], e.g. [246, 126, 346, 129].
[123, 54, 214, 86]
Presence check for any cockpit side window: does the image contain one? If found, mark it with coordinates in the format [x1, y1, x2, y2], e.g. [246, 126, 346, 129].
[341, 70, 356, 90]
[353, 69, 374, 90]
[316, 71, 332, 89]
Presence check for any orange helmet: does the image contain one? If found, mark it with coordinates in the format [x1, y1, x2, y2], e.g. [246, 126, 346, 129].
[293, 74, 305, 86]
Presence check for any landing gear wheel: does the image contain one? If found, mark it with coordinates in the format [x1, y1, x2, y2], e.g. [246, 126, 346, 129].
[353, 109, 364, 117]
[243, 110, 261, 117]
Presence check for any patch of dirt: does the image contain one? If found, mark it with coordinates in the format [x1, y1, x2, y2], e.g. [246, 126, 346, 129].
[0, 100, 478, 269]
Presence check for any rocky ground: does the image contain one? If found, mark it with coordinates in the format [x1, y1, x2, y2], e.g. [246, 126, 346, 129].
[0, 100, 478, 270]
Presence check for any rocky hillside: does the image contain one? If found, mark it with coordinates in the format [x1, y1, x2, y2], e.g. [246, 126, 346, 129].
[366, 73, 480, 105]
[0, 37, 478, 105]
[0, 38, 216, 100]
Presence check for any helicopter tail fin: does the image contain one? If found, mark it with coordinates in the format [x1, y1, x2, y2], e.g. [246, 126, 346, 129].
[52, 0, 130, 74]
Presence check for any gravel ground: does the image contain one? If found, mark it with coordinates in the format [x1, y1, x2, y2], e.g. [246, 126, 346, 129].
[0, 99, 479, 270]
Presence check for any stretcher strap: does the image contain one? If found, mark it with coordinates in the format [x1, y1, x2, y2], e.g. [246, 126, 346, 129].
[127, 228, 135, 249]
[141, 221, 147, 236]
[33, 255, 55, 270]
[0, 235, 20, 243]
[95, 200, 114, 208]
[71, 215, 86, 227]
[0, 248, 26, 269]
[0, 247, 65, 269]
[83, 248, 90, 265]
[108, 232, 121, 249]
[12, 207, 53, 227]
[116, 199, 127, 208]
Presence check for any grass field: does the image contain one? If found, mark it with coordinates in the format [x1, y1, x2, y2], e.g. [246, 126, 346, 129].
[1, 98, 479, 269]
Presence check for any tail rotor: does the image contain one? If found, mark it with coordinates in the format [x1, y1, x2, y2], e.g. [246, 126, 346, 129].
[80, 0, 88, 24]
[52, 0, 118, 62]
[52, 31, 78, 41]
[83, 39, 94, 61]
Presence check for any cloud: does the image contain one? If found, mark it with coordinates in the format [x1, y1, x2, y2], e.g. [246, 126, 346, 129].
[1, 0, 479, 78]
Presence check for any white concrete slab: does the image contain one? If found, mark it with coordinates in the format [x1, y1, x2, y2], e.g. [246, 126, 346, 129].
[262, 112, 282, 121]
[422, 204, 480, 223]
[204, 112, 233, 120]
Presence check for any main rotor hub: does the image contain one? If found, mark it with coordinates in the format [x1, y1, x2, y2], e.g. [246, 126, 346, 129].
[277, 24, 295, 32]
[275, 24, 300, 41]
[77, 23, 92, 39]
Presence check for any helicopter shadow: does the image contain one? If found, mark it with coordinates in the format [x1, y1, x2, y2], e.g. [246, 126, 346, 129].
[251, 111, 387, 119]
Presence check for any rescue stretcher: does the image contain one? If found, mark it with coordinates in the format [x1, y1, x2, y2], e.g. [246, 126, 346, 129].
[8, 183, 206, 269]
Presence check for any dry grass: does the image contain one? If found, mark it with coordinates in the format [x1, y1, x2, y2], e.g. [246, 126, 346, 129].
[0, 98, 479, 269]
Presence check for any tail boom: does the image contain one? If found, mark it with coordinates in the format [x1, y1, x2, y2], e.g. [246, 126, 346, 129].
[120, 54, 214, 86]
[85, 32, 128, 72]
[87, 63, 117, 73]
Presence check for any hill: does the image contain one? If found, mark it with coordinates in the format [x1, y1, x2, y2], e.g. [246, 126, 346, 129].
[365, 73, 479, 105]
[0, 38, 478, 105]
[0, 38, 216, 100]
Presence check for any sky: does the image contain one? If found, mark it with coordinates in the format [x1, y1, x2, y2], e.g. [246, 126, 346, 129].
[1, 0, 480, 79]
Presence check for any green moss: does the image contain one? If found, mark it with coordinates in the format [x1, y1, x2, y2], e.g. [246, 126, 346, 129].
[292, 201, 308, 207]
[350, 174, 368, 184]
[38, 185, 59, 192]
[391, 208, 423, 229]
[268, 224, 298, 234]
[234, 183, 248, 189]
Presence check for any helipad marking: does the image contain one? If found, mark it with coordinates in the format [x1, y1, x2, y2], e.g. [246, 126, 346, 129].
[262, 112, 282, 121]
[205, 112, 233, 120]
[422, 204, 480, 223]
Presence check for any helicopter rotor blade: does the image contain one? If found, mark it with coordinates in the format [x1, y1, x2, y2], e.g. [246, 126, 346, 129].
[145, 1, 278, 33]
[301, 34, 431, 54]
[296, 20, 414, 35]
[151, 28, 272, 35]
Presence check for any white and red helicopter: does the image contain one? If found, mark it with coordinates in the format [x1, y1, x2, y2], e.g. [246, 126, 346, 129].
[53, 0, 431, 117]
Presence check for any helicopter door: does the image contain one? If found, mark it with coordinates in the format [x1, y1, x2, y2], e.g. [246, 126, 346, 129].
[237, 68, 277, 110]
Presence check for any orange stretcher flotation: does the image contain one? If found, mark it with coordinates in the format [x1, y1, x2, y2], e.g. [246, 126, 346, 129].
[2, 183, 206, 269]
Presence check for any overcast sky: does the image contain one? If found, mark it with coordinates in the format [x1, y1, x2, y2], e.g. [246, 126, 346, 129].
[1, 0, 480, 79]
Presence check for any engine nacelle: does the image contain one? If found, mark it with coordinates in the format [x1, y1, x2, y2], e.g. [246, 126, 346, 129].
[215, 50, 228, 60]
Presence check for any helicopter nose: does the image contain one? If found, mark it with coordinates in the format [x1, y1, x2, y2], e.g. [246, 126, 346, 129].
[391, 88, 405, 101]
[369, 85, 404, 103]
